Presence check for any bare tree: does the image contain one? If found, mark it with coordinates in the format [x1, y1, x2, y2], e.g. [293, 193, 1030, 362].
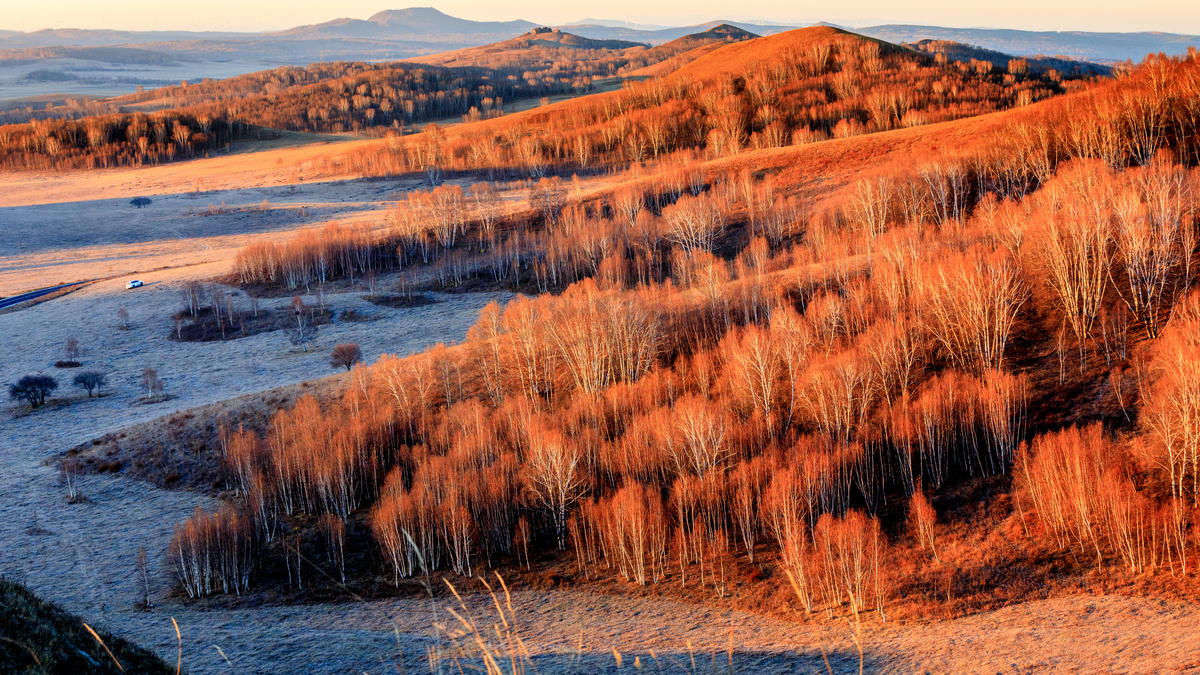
[614, 187, 644, 230]
[723, 324, 781, 437]
[666, 396, 732, 477]
[916, 245, 1027, 372]
[60, 458, 81, 501]
[531, 176, 567, 225]
[139, 366, 158, 399]
[318, 514, 347, 584]
[9, 375, 57, 408]
[137, 546, 153, 607]
[848, 175, 892, 241]
[286, 295, 318, 352]
[182, 281, 203, 317]
[330, 343, 363, 371]
[1110, 161, 1195, 337]
[663, 193, 725, 253]
[73, 371, 107, 397]
[1029, 162, 1114, 367]
[524, 423, 585, 549]
[908, 489, 940, 562]
[63, 337, 81, 365]
[428, 184, 466, 249]
[470, 182, 502, 248]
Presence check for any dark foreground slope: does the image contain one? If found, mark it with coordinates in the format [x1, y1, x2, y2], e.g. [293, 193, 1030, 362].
[0, 578, 173, 674]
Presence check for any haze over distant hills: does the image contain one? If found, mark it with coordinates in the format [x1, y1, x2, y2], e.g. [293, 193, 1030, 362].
[1, 6, 1197, 105]
[271, 8, 537, 41]
[851, 25, 1200, 63]
[568, 18, 674, 31]
[3, 7, 1196, 62]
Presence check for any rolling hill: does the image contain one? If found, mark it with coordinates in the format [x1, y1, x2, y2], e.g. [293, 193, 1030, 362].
[408, 27, 646, 69]
[1, 25, 1086, 170]
[0, 45, 186, 66]
[651, 23, 759, 54]
[905, 39, 1112, 76]
[624, 24, 761, 78]
[339, 24, 1087, 195]
[667, 24, 895, 79]
[2, 10, 1194, 108]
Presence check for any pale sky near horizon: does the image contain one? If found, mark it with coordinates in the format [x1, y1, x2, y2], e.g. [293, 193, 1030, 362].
[2, 0, 1198, 34]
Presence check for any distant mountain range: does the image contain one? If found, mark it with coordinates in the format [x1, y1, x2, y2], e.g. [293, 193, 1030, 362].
[0, 28, 249, 48]
[1, 7, 1197, 67]
[567, 19, 674, 31]
[270, 8, 537, 41]
[850, 25, 1199, 63]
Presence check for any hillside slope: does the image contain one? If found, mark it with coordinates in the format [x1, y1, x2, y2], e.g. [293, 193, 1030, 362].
[0, 578, 173, 674]
[625, 25, 760, 78]
[665, 25, 902, 81]
[360, 25, 1080, 184]
[408, 27, 646, 69]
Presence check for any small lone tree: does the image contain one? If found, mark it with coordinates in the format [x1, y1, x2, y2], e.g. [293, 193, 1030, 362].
[60, 458, 81, 501]
[62, 337, 82, 366]
[131, 196, 152, 208]
[140, 367, 158, 399]
[286, 295, 318, 352]
[9, 375, 57, 408]
[137, 546, 153, 607]
[73, 371, 107, 397]
[330, 343, 362, 371]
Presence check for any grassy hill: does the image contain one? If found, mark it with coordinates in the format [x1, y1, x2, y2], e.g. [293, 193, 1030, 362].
[0, 579, 173, 674]
[407, 27, 647, 69]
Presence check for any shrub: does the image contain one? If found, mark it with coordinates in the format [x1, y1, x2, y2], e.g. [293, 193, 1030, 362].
[330, 343, 363, 371]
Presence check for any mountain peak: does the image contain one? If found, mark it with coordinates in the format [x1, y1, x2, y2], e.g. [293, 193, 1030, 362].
[360, 7, 536, 33]
[367, 7, 452, 25]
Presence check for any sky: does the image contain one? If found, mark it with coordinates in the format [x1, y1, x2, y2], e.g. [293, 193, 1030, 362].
[2, 0, 1198, 34]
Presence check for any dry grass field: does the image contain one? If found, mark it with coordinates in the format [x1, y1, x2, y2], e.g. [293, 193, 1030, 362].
[0, 133, 383, 294]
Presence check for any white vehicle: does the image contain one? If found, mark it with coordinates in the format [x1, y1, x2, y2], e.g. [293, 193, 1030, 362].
[126, 280, 144, 289]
